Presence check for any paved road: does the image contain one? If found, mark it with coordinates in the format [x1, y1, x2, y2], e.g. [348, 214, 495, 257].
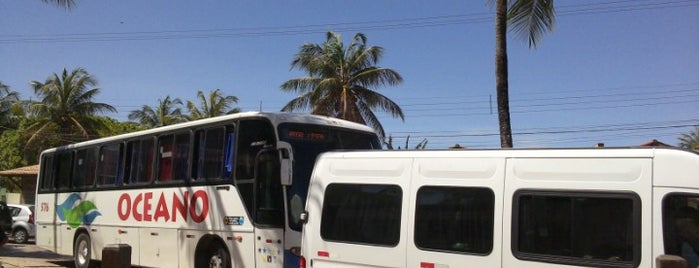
[0, 240, 73, 268]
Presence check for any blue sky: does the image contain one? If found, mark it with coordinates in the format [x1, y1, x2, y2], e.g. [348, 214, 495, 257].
[1, 0, 698, 148]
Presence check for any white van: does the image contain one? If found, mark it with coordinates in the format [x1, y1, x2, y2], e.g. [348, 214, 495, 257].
[299, 148, 699, 268]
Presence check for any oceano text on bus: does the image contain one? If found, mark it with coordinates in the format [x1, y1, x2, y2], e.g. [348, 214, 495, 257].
[117, 190, 209, 223]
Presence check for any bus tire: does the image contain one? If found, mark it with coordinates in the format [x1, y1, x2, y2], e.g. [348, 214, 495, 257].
[195, 239, 231, 268]
[74, 232, 95, 268]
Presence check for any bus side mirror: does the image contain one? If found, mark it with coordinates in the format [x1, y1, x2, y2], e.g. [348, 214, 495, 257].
[278, 142, 293, 186]
[656, 254, 686, 268]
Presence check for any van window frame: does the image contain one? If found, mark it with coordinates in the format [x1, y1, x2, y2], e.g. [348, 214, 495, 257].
[511, 189, 641, 268]
[414, 186, 495, 255]
[320, 183, 403, 247]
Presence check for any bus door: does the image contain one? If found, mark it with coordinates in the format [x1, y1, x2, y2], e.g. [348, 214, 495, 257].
[253, 149, 285, 267]
[234, 119, 285, 267]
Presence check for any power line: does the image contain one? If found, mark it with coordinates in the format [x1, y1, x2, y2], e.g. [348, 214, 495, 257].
[1, 0, 697, 44]
[389, 118, 699, 136]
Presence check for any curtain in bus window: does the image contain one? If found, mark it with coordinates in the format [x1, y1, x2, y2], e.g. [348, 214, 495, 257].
[158, 135, 174, 182]
[223, 132, 235, 179]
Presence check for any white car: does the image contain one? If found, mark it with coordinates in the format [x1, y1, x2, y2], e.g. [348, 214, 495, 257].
[8, 204, 35, 243]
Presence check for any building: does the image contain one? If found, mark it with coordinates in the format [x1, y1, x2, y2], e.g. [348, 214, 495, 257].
[0, 165, 38, 204]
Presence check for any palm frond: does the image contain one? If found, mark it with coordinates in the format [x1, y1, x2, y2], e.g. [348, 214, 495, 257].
[42, 0, 75, 10]
[352, 67, 403, 88]
[280, 93, 313, 113]
[356, 100, 385, 139]
[354, 86, 405, 121]
[508, 0, 556, 48]
[280, 77, 321, 92]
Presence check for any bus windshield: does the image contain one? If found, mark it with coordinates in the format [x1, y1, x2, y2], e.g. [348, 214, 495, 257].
[278, 123, 381, 231]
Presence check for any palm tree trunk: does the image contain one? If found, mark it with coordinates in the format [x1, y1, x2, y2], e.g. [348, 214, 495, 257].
[495, 0, 513, 148]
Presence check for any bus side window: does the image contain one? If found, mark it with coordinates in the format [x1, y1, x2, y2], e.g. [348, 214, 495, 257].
[98, 143, 122, 187]
[158, 135, 174, 182]
[74, 147, 98, 189]
[125, 138, 155, 184]
[39, 155, 55, 191]
[192, 127, 225, 181]
[55, 151, 73, 189]
[173, 132, 191, 181]
[157, 132, 191, 183]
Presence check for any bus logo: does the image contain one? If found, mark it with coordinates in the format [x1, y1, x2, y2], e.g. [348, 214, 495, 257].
[56, 193, 102, 228]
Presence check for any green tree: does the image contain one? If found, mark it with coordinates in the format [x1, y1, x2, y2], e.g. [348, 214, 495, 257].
[492, 0, 555, 147]
[281, 31, 405, 139]
[28, 68, 116, 147]
[679, 126, 699, 150]
[128, 96, 187, 128]
[93, 116, 146, 137]
[186, 89, 240, 120]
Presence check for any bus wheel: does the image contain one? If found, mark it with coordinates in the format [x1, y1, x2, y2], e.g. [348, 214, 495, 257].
[74, 233, 94, 268]
[196, 241, 231, 268]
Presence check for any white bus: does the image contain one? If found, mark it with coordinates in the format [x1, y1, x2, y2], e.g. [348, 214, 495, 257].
[300, 148, 699, 268]
[35, 112, 381, 268]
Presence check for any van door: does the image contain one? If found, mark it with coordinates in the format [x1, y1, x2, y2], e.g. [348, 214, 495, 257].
[407, 157, 505, 268]
[302, 157, 411, 268]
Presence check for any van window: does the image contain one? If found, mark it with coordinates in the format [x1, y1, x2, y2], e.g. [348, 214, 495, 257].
[321, 183, 402, 246]
[662, 194, 699, 268]
[415, 186, 494, 254]
[513, 191, 641, 268]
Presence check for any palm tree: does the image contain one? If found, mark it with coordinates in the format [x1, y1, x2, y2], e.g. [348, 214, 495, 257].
[280, 31, 405, 139]
[128, 96, 187, 128]
[41, 0, 75, 9]
[28, 68, 116, 146]
[492, 0, 555, 147]
[186, 89, 240, 120]
[0, 82, 20, 130]
[679, 126, 699, 150]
